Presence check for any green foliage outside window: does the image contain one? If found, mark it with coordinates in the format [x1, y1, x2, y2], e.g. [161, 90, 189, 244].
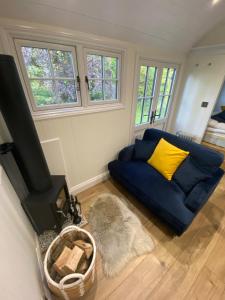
[135, 65, 176, 126]
[87, 54, 119, 101]
[21, 46, 77, 107]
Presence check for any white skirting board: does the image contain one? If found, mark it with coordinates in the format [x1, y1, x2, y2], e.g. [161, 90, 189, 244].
[69, 171, 109, 195]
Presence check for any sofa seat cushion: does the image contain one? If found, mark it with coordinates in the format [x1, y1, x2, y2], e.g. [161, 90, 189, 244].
[108, 160, 194, 232]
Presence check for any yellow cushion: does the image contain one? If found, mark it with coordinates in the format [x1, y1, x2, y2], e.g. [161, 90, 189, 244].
[147, 138, 189, 181]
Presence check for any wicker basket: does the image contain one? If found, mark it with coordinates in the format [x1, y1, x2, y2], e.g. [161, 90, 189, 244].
[44, 225, 96, 300]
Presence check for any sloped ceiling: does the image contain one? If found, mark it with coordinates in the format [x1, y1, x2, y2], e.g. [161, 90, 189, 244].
[196, 19, 225, 47]
[0, 0, 225, 52]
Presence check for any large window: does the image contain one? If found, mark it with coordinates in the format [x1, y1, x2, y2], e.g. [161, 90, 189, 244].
[86, 51, 120, 102]
[16, 40, 80, 111]
[135, 62, 177, 127]
[15, 40, 123, 116]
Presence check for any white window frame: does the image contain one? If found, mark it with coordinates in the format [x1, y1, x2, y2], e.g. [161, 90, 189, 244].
[83, 48, 122, 105]
[1, 24, 127, 120]
[14, 39, 81, 112]
[134, 58, 178, 130]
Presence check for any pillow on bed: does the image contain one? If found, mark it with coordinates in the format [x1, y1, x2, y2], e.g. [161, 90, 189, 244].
[208, 119, 225, 130]
[211, 110, 225, 123]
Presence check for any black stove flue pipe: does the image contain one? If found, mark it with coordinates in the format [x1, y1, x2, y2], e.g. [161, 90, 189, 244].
[0, 55, 52, 192]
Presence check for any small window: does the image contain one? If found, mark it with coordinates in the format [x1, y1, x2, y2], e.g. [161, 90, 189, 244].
[86, 51, 120, 102]
[15, 40, 80, 111]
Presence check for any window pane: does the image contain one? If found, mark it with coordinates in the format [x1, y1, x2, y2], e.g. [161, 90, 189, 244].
[87, 54, 102, 79]
[146, 67, 157, 97]
[87, 53, 120, 101]
[155, 95, 170, 120]
[142, 98, 152, 123]
[104, 56, 118, 79]
[30, 80, 54, 106]
[55, 80, 77, 103]
[161, 95, 170, 118]
[50, 50, 74, 78]
[135, 98, 143, 125]
[20, 44, 79, 109]
[156, 95, 163, 119]
[159, 68, 169, 94]
[165, 68, 176, 95]
[138, 66, 147, 97]
[156, 68, 176, 120]
[22, 47, 51, 78]
[136, 65, 157, 125]
[159, 68, 176, 96]
[135, 63, 176, 126]
[89, 79, 103, 100]
[104, 80, 117, 99]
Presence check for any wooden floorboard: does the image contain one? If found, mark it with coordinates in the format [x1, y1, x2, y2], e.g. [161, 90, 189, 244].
[202, 141, 225, 170]
[74, 176, 225, 300]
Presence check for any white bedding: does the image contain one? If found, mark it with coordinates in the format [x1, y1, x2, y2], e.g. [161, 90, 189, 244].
[208, 118, 225, 130]
[207, 126, 225, 134]
[203, 131, 225, 148]
[203, 118, 225, 148]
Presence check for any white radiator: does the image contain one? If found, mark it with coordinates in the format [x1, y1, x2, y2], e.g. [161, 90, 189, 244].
[176, 131, 196, 142]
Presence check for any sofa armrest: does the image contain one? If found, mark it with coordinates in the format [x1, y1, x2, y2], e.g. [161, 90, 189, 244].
[118, 145, 134, 161]
[185, 168, 224, 213]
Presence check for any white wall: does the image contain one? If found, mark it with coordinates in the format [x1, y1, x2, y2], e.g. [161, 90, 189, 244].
[0, 18, 185, 192]
[195, 22, 225, 116]
[170, 21, 225, 142]
[172, 50, 225, 141]
[213, 80, 225, 114]
[0, 166, 43, 300]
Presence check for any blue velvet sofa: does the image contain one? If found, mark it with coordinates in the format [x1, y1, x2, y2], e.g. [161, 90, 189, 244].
[108, 129, 224, 235]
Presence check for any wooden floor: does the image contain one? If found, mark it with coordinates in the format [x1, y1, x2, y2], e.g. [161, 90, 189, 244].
[202, 141, 225, 170]
[75, 176, 225, 300]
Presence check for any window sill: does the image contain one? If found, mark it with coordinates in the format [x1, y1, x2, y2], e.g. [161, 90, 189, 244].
[32, 102, 125, 121]
[134, 123, 150, 131]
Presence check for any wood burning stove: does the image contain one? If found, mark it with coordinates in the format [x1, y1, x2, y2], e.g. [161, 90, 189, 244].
[0, 54, 72, 234]
[22, 175, 70, 233]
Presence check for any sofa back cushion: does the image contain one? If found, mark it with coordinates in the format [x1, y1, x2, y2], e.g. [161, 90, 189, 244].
[143, 129, 224, 174]
[173, 156, 211, 193]
[133, 139, 157, 161]
[118, 145, 134, 161]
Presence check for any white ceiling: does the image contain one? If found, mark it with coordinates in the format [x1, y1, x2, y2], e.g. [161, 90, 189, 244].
[0, 0, 225, 52]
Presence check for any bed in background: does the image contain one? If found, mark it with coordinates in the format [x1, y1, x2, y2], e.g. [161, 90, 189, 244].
[203, 110, 225, 148]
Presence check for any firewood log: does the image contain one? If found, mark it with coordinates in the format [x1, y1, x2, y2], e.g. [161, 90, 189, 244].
[74, 240, 93, 259]
[62, 246, 84, 275]
[53, 246, 72, 276]
[51, 240, 73, 262]
[76, 259, 89, 274]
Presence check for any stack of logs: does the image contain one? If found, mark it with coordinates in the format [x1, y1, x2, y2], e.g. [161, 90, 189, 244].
[50, 239, 93, 283]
